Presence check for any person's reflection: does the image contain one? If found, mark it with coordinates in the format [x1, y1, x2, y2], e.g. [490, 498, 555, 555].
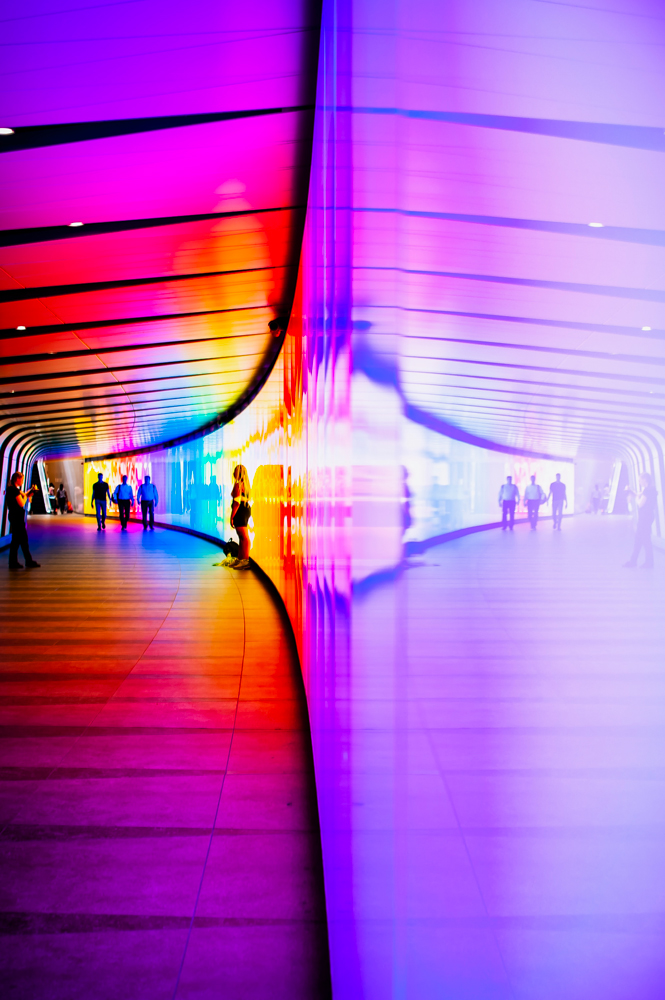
[623, 473, 657, 568]
[401, 466, 412, 535]
[208, 475, 221, 524]
[189, 478, 201, 529]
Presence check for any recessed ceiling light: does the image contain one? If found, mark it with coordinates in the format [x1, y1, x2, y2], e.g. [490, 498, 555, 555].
[68, 221, 84, 227]
[0, 127, 14, 135]
[588, 222, 604, 228]
[16, 325, 26, 330]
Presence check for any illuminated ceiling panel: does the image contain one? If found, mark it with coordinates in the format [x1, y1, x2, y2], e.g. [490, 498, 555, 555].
[0, 0, 319, 458]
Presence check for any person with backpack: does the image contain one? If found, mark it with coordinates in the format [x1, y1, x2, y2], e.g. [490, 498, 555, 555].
[523, 475, 547, 530]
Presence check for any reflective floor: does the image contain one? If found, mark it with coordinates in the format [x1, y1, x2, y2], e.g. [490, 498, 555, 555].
[0, 518, 329, 1000]
[327, 515, 665, 999]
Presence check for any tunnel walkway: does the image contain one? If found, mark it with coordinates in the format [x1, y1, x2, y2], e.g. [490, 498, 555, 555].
[0, 518, 330, 1000]
[338, 514, 665, 999]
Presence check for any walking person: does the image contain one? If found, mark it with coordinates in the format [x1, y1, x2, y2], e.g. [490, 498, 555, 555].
[623, 473, 658, 569]
[591, 484, 602, 514]
[220, 465, 252, 569]
[547, 473, 567, 530]
[91, 472, 111, 530]
[524, 475, 547, 530]
[6, 472, 40, 569]
[137, 475, 158, 530]
[113, 475, 134, 530]
[56, 483, 68, 515]
[498, 476, 520, 530]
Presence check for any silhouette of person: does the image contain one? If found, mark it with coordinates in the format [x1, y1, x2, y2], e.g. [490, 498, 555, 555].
[524, 475, 546, 530]
[113, 475, 134, 530]
[91, 472, 111, 530]
[623, 473, 658, 568]
[498, 475, 520, 530]
[137, 475, 158, 531]
[7, 471, 40, 569]
[228, 465, 252, 569]
[56, 483, 67, 515]
[591, 484, 601, 514]
[208, 475, 221, 523]
[548, 473, 567, 530]
[188, 477, 200, 528]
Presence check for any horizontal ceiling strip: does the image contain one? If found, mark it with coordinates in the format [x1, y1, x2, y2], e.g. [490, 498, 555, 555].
[1, 326, 270, 365]
[361, 207, 665, 249]
[3, 381, 250, 410]
[0, 366, 264, 399]
[412, 396, 660, 428]
[0, 265, 288, 304]
[0, 204, 304, 248]
[404, 383, 665, 415]
[0, 303, 270, 340]
[388, 354, 665, 386]
[365, 305, 664, 342]
[23, 410, 216, 435]
[396, 333, 665, 367]
[0, 105, 315, 153]
[357, 265, 665, 305]
[349, 106, 665, 152]
[0, 350, 264, 385]
[6, 402, 225, 427]
[0, 389, 233, 414]
[396, 370, 665, 402]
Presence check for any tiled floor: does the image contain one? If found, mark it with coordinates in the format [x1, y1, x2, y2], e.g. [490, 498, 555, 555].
[324, 515, 665, 999]
[0, 517, 330, 999]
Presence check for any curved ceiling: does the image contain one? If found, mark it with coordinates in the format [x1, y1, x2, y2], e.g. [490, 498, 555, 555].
[352, 0, 665, 462]
[3, 0, 665, 468]
[0, 0, 320, 458]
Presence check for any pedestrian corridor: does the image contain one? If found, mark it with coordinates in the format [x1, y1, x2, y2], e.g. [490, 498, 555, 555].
[0, 517, 329, 1000]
